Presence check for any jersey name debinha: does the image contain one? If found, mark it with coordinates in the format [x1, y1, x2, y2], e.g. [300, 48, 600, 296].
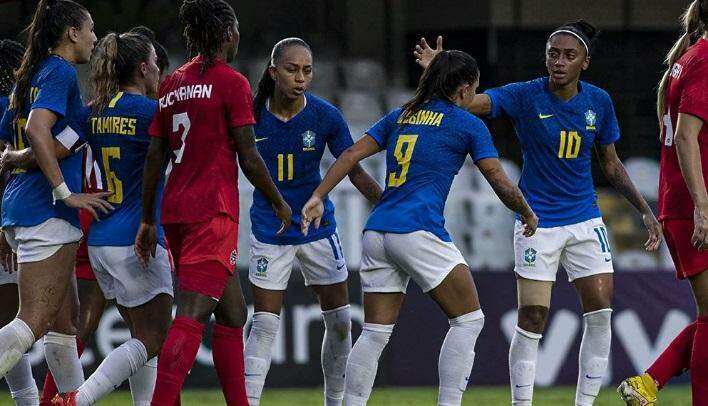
[396, 109, 444, 127]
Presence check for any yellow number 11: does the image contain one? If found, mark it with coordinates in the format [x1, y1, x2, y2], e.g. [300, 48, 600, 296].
[388, 134, 418, 187]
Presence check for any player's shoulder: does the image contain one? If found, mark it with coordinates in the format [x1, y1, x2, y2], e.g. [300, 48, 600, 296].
[580, 81, 613, 105]
[306, 93, 343, 119]
[123, 93, 158, 118]
[448, 103, 488, 132]
[37, 56, 76, 82]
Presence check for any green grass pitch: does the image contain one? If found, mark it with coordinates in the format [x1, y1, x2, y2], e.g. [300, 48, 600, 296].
[5, 386, 690, 405]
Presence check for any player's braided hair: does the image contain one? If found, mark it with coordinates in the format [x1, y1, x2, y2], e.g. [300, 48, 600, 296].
[657, 0, 707, 133]
[13, 0, 88, 124]
[0, 40, 25, 97]
[129, 26, 170, 75]
[90, 32, 153, 113]
[253, 37, 311, 121]
[401, 50, 479, 120]
[179, 0, 236, 73]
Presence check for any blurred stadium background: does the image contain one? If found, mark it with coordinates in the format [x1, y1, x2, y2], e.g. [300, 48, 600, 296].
[0, 0, 697, 404]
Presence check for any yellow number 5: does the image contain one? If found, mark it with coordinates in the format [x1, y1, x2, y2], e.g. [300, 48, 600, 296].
[101, 147, 123, 204]
[558, 130, 581, 159]
[388, 134, 418, 187]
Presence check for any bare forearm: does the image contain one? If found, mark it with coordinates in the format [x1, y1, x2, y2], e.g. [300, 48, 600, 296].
[141, 142, 166, 224]
[314, 150, 359, 199]
[603, 160, 653, 214]
[27, 131, 64, 188]
[676, 135, 708, 206]
[240, 153, 284, 206]
[467, 94, 492, 116]
[482, 163, 532, 216]
[348, 163, 382, 203]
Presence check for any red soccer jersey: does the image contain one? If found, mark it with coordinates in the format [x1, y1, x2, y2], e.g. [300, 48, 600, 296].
[658, 39, 708, 221]
[149, 55, 256, 224]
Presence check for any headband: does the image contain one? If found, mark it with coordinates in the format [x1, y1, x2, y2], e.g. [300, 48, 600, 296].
[549, 29, 590, 55]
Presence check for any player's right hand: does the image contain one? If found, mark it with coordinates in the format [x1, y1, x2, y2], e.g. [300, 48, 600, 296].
[692, 206, 708, 250]
[520, 211, 538, 237]
[63, 192, 114, 221]
[414, 35, 444, 69]
[273, 200, 292, 235]
[135, 222, 157, 268]
[301, 196, 325, 237]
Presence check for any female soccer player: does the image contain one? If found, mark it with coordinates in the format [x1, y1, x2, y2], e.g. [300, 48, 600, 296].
[135, 1, 291, 404]
[618, 1, 708, 404]
[52, 31, 174, 406]
[415, 20, 663, 406]
[0, 0, 110, 396]
[0, 38, 40, 406]
[302, 50, 537, 406]
[244, 37, 382, 406]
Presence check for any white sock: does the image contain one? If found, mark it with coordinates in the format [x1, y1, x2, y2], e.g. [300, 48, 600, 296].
[321, 305, 352, 406]
[509, 327, 542, 406]
[244, 312, 280, 406]
[438, 310, 485, 406]
[5, 353, 39, 406]
[75, 338, 147, 406]
[0, 319, 34, 377]
[44, 332, 84, 393]
[575, 309, 612, 406]
[343, 323, 394, 406]
[129, 356, 157, 406]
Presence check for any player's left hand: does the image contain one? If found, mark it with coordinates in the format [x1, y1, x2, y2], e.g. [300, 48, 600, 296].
[301, 196, 324, 237]
[0, 148, 17, 175]
[135, 222, 157, 268]
[642, 212, 663, 251]
[273, 200, 292, 235]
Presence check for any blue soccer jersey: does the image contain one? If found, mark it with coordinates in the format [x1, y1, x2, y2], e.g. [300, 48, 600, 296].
[0, 95, 8, 114]
[85, 92, 165, 246]
[365, 99, 499, 242]
[484, 77, 620, 227]
[251, 94, 353, 245]
[0, 56, 85, 228]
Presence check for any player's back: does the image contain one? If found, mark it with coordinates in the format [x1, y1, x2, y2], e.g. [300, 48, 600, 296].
[364, 99, 498, 242]
[86, 92, 164, 246]
[658, 38, 708, 221]
[151, 55, 256, 224]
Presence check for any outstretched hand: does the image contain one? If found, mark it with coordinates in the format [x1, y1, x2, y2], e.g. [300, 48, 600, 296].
[300, 196, 324, 237]
[413, 35, 444, 69]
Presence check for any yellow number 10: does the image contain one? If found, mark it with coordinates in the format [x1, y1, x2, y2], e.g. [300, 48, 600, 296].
[558, 130, 581, 159]
[277, 153, 294, 181]
[388, 134, 418, 187]
[101, 147, 123, 204]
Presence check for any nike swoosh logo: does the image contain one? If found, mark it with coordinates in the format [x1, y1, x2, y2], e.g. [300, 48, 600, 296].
[255, 137, 268, 142]
[336, 264, 345, 270]
[539, 114, 554, 119]
[586, 375, 602, 379]
[245, 373, 261, 377]
[604, 258, 612, 262]
[515, 384, 532, 388]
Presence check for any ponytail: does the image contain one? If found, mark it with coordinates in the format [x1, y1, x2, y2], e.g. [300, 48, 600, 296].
[13, 0, 87, 123]
[657, 0, 707, 132]
[90, 32, 153, 112]
[253, 37, 311, 121]
[401, 50, 479, 120]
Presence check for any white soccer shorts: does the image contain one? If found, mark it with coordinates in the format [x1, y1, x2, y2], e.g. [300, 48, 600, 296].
[514, 217, 614, 282]
[4, 218, 83, 264]
[248, 232, 349, 290]
[360, 230, 468, 293]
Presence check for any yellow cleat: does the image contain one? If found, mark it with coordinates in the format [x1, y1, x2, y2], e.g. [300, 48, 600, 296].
[617, 373, 658, 406]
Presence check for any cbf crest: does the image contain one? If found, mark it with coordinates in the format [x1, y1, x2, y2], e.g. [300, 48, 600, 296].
[255, 257, 268, 276]
[302, 130, 316, 151]
[585, 109, 596, 131]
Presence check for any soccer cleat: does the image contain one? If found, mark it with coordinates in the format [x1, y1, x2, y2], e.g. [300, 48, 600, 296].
[617, 373, 658, 406]
[50, 391, 78, 406]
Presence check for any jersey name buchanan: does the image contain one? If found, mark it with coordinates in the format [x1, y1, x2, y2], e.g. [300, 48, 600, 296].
[159, 84, 213, 109]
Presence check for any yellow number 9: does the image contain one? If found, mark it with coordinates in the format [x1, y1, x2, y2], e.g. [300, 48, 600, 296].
[388, 134, 418, 187]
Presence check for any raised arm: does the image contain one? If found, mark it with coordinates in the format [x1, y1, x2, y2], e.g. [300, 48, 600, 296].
[674, 113, 708, 249]
[302, 135, 381, 233]
[232, 125, 292, 233]
[413, 36, 492, 116]
[595, 143, 662, 251]
[476, 157, 537, 236]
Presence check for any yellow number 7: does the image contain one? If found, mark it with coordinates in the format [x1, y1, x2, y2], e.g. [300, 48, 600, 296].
[101, 147, 123, 204]
[388, 134, 418, 187]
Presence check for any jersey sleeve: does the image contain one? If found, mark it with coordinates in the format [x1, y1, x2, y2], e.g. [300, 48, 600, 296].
[326, 107, 354, 157]
[225, 73, 256, 128]
[465, 118, 499, 162]
[366, 109, 400, 148]
[31, 64, 76, 118]
[596, 93, 621, 145]
[679, 58, 708, 123]
[484, 81, 529, 119]
[148, 107, 165, 139]
[0, 108, 12, 143]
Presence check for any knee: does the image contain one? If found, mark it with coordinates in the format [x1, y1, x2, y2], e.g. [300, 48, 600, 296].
[135, 330, 167, 358]
[215, 302, 247, 328]
[517, 305, 549, 334]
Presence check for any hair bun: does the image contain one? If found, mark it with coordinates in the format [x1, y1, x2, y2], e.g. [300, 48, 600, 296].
[566, 19, 599, 41]
[129, 26, 156, 41]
